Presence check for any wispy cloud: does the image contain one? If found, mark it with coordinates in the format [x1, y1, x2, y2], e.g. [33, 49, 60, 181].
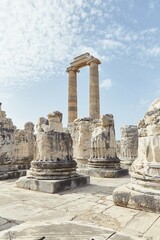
[100, 79, 112, 90]
[146, 47, 160, 57]
[0, 0, 159, 88]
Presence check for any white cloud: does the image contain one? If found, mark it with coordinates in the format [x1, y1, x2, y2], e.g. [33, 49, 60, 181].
[102, 39, 125, 49]
[100, 79, 112, 90]
[146, 47, 160, 57]
[0, 0, 159, 88]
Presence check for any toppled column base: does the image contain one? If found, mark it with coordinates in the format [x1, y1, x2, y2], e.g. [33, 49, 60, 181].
[113, 183, 160, 213]
[16, 175, 90, 194]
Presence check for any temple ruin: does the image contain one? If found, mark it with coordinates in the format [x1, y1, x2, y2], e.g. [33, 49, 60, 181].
[113, 98, 160, 213]
[66, 53, 101, 123]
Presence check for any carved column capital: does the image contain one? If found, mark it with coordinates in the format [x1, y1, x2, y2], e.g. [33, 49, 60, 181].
[87, 56, 101, 66]
[66, 66, 80, 73]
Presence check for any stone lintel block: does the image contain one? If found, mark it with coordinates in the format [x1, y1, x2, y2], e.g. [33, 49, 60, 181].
[113, 184, 160, 213]
[16, 175, 90, 193]
[78, 168, 128, 178]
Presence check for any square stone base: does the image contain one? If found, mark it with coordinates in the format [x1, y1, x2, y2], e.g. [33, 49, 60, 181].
[77, 168, 128, 178]
[113, 184, 160, 213]
[16, 175, 90, 193]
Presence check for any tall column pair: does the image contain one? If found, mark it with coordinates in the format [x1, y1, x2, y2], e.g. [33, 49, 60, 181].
[67, 58, 100, 123]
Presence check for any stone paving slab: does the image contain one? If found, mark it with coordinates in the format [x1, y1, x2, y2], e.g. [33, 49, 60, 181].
[119, 211, 159, 238]
[0, 176, 160, 239]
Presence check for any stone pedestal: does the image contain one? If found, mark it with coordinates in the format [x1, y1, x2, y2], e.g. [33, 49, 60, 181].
[78, 115, 128, 177]
[16, 111, 89, 193]
[113, 99, 160, 213]
[119, 125, 138, 169]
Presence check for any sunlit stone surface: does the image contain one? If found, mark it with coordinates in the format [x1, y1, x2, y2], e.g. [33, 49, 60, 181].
[16, 111, 90, 193]
[119, 125, 138, 169]
[0, 103, 35, 179]
[113, 98, 160, 213]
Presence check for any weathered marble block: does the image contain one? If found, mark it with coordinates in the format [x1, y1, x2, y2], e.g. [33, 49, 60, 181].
[0, 103, 35, 179]
[113, 98, 160, 213]
[119, 125, 138, 169]
[71, 118, 93, 168]
[87, 114, 128, 177]
[17, 111, 90, 193]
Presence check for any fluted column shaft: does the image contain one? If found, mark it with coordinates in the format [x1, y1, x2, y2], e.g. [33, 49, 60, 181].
[89, 61, 100, 119]
[67, 67, 78, 123]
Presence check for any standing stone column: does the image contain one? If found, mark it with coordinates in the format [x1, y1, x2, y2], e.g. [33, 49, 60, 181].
[88, 58, 101, 119]
[66, 67, 79, 123]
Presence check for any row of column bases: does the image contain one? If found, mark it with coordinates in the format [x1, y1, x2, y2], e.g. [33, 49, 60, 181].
[67, 58, 101, 123]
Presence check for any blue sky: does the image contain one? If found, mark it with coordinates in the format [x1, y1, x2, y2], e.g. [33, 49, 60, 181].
[0, 0, 160, 139]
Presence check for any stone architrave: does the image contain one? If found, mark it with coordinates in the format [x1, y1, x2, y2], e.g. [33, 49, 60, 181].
[119, 125, 138, 169]
[87, 114, 128, 177]
[66, 53, 101, 123]
[16, 111, 90, 193]
[0, 103, 35, 180]
[113, 99, 160, 213]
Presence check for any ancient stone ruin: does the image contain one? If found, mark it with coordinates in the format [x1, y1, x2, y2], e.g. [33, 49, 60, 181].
[66, 53, 101, 123]
[66, 53, 128, 178]
[0, 103, 35, 179]
[16, 111, 90, 193]
[70, 114, 127, 178]
[72, 117, 93, 169]
[113, 98, 160, 213]
[118, 125, 138, 169]
[88, 114, 127, 177]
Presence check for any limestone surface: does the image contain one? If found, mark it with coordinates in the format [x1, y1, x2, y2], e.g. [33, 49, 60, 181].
[88, 114, 128, 177]
[1, 176, 160, 239]
[0, 103, 35, 179]
[72, 117, 93, 168]
[113, 98, 160, 213]
[119, 125, 138, 169]
[17, 111, 90, 192]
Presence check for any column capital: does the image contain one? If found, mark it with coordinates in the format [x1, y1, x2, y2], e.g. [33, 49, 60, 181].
[87, 56, 101, 66]
[66, 66, 80, 73]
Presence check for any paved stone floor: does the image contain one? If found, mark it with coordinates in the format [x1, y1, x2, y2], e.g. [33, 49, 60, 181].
[0, 176, 159, 240]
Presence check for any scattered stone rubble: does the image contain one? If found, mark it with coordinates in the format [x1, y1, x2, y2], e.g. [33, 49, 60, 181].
[0, 103, 35, 179]
[113, 98, 160, 213]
